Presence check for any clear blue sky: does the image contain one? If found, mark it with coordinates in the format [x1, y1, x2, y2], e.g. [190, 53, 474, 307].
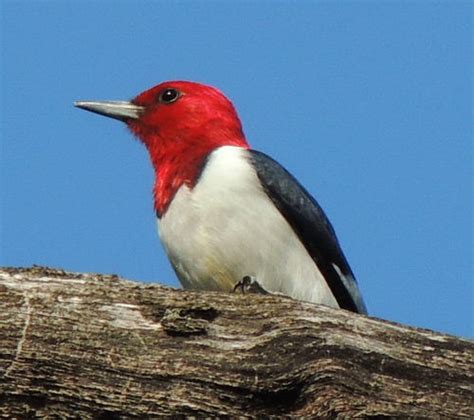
[1, 1, 472, 338]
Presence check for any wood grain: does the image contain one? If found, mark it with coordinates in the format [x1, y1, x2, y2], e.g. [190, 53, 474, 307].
[0, 266, 472, 418]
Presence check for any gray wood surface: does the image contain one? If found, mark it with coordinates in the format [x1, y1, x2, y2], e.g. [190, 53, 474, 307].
[1, 266, 472, 418]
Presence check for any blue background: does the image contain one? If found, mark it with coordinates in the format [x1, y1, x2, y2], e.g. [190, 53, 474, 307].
[1, 1, 472, 338]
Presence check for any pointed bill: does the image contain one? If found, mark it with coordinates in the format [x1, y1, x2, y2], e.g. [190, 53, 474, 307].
[74, 100, 144, 122]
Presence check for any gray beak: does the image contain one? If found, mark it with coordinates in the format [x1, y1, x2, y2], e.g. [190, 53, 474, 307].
[74, 100, 144, 122]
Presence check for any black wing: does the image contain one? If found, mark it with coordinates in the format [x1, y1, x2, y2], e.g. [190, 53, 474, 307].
[248, 150, 367, 314]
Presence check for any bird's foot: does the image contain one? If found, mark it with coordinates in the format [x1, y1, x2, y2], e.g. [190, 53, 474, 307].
[232, 275, 270, 295]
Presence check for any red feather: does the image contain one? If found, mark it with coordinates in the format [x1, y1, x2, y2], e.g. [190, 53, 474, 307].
[127, 81, 249, 215]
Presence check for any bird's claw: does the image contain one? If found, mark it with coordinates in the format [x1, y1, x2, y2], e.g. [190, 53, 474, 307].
[232, 275, 270, 295]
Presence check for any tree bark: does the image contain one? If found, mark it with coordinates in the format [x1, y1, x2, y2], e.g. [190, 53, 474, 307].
[0, 266, 472, 418]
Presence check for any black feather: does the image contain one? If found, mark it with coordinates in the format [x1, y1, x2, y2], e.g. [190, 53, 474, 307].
[248, 150, 367, 314]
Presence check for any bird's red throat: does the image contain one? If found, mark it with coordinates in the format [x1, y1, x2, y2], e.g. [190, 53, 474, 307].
[129, 123, 249, 217]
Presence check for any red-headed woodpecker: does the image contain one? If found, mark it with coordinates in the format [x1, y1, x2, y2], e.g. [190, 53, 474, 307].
[75, 81, 367, 314]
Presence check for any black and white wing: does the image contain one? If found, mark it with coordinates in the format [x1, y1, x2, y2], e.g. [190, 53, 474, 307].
[248, 150, 367, 314]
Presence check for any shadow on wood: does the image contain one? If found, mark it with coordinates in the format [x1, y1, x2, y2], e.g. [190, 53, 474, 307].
[0, 266, 472, 418]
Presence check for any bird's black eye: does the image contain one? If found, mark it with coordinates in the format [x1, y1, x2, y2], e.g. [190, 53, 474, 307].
[158, 88, 181, 104]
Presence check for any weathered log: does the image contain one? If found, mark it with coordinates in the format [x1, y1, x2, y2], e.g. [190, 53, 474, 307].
[0, 266, 472, 418]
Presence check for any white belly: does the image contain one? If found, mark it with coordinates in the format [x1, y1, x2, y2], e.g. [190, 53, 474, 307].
[157, 146, 339, 308]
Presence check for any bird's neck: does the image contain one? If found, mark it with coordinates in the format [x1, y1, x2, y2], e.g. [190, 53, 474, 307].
[147, 135, 249, 217]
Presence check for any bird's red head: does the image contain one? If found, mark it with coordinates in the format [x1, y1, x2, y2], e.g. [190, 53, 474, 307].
[76, 81, 249, 215]
[131, 81, 249, 215]
[129, 81, 247, 150]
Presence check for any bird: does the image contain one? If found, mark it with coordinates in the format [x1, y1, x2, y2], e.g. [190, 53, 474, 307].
[75, 81, 367, 314]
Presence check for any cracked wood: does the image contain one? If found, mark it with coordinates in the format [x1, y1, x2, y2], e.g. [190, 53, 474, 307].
[0, 266, 473, 418]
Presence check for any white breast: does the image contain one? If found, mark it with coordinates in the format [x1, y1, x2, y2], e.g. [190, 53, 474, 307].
[157, 146, 339, 308]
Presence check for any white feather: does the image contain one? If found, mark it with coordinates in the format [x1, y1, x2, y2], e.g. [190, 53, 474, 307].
[158, 146, 339, 308]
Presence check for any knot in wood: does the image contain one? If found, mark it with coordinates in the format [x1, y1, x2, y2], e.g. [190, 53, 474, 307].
[161, 306, 219, 337]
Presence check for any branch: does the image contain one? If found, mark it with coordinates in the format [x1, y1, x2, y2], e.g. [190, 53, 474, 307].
[0, 266, 472, 418]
